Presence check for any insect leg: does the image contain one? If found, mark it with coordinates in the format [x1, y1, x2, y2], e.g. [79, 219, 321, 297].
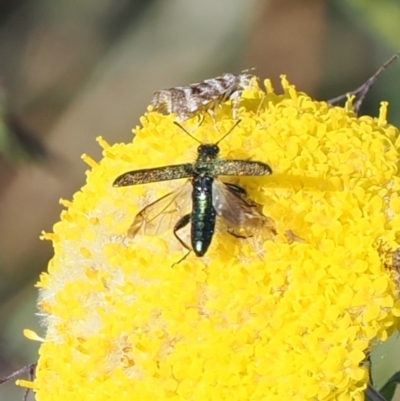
[173, 214, 192, 251]
[171, 214, 192, 266]
[207, 107, 218, 128]
[172, 251, 191, 267]
[192, 113, 205, 130]
[223, 182, 247, 196]
[230, 92, 241, 121]
[228, 229, 251, 239]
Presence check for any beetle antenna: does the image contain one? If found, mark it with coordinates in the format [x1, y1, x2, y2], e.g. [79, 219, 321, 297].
[216, 119, 241, 145]
[173, 121, 202, 144]
[174, 118, 241, 145]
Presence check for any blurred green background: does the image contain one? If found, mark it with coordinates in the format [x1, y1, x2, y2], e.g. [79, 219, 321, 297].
[0, 0, 399, 400]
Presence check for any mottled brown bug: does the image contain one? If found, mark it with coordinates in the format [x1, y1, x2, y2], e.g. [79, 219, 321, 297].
[150, 72, 254, 122]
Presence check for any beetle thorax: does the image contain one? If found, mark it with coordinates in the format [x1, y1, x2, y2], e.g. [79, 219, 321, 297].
[194, 144, 220, 177]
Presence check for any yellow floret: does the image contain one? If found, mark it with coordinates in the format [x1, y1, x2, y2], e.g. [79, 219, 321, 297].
[28, 76, 400, 400]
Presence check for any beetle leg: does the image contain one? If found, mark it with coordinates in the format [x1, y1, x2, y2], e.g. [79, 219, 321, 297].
[172, 214, 192, 266]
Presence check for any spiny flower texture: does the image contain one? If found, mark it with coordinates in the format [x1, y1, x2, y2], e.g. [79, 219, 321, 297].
[29, 77, 400, 400]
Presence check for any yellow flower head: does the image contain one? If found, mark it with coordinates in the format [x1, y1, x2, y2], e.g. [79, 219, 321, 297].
[28, 77, 400, 400]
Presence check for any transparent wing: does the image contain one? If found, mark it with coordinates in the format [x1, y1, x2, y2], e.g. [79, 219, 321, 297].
[212, 180, 275, 236]
[128, 181, 192, 238]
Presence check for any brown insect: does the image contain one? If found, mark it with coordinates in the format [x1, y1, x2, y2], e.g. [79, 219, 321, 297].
[150, 72, 254, 121]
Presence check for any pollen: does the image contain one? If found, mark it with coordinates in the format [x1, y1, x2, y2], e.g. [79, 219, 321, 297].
[31, 76, 400, 401]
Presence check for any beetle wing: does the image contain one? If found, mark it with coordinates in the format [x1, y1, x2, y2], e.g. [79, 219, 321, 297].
[114, 164, 193, 187]
[212, 180, 275, 236]
[128, 181, 192, 237]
